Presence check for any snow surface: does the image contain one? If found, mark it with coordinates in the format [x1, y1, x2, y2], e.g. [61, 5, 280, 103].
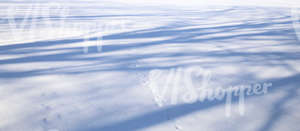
[0, 0, 300, 131]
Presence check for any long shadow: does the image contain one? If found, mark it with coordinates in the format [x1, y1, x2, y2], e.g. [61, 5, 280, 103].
[0, 19, 296, 65]
[75, 74, 300, 131]
[0, 6, 299, 131]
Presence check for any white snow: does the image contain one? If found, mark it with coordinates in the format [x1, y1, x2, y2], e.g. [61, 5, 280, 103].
[0, 0, 300, 131]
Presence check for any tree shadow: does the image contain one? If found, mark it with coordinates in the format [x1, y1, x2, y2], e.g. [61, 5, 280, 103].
[74, 73, 300, 131]
[0, 6, 300, 131]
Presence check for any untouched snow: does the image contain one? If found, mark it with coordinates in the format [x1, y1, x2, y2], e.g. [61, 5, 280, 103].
[0, 0, 300, 131]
